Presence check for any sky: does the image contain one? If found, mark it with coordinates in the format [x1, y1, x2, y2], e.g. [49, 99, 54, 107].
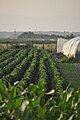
[0, 0, 80, 32]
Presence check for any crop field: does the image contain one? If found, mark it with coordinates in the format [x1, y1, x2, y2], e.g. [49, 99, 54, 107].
[0, 48, 80, 120]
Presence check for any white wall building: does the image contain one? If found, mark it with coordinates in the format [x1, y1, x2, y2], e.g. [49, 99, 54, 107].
[57, 38, 68, 53]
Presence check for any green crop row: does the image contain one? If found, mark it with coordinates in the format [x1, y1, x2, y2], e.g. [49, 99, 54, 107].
[1, 49, 34, 85]
[0, 49, 20, 68]
[45, 50, 63, 98]
[0, 49, 30, 78]
[18, 49, 38, 89]
[0, 49, 8, 55]
[0, 49, 19, 63]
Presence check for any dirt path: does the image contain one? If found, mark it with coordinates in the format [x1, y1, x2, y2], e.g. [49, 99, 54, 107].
[32, 52, 41, 84]
[45, 58, 56, 92]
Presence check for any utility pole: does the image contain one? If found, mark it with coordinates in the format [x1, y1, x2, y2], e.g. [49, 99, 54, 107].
[14, 29, 16, 39]
[42, 40, 44, 49]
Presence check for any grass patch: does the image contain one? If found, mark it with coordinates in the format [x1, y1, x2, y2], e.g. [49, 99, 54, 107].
[58, 62, 80, 89]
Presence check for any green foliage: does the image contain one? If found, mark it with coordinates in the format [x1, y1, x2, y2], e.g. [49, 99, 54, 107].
[47, 87, 80, 120]
[0, 80, 80, 120]
[58, 63, 80, 89]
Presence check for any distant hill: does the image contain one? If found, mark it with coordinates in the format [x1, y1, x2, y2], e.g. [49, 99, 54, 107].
[34, 31, 80, 37]
[0, 32, 23, 39]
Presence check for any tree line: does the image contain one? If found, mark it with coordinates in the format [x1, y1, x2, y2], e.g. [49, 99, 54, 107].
[18, 32, 74, 39]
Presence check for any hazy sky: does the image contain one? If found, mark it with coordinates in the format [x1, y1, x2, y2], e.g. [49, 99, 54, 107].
[0, 0, 80, 32]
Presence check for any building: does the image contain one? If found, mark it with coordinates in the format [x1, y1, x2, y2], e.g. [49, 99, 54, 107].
[57, 38, 68, 53]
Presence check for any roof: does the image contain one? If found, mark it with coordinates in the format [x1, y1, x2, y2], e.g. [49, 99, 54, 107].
[62, 36, 80, 58]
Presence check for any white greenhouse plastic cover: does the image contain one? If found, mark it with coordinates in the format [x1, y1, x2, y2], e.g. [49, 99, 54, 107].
[57, 38, 68, 53]
[62, 36, 80, 58]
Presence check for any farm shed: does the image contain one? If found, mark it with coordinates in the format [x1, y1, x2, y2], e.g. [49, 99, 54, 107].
[57, 38, 68, 53]
[62, 36, 80, 58]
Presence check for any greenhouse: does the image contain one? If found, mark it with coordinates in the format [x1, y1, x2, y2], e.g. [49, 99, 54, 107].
[62, 36, 80, 58]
